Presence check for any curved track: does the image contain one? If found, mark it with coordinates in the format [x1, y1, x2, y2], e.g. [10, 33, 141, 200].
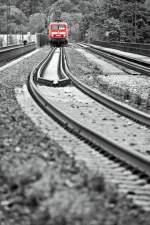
[0, 42, 36, 66]
[27, 47, 150, 210]
[78, 43, 150, 76]
[64, 47, 150, 127]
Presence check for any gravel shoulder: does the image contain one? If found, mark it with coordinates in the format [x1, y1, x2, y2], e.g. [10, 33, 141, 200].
[39, 85, 150, 157]
[0, 46, 150, 225]
[66, 45, 150, 112]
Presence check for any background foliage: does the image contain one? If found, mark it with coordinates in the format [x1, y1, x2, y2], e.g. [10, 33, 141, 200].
[0, 0, 150, 43]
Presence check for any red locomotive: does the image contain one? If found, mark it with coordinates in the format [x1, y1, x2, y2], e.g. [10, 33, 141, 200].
[48, 20, 69, 46]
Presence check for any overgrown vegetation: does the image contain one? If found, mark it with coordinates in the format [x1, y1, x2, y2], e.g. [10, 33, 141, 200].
[0, 0, 150, 43]
[0, 0, 150, 40]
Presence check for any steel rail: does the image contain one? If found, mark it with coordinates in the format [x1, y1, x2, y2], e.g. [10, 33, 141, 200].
[86, 43, 150, 66]
[27, 48, 150, 177]
[0, 44, 23, 50]
[64, 48, 150, 127]
[0, 42, 36, 64]
[78, 43, 150, 76]
[37, 47, 56, 85]
[37, 47, 70, 87]
[58, 48, 71, 80]
[91, 41, 150, 58]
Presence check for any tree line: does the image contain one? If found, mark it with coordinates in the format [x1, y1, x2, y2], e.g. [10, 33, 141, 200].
[0, 0, 149, 43]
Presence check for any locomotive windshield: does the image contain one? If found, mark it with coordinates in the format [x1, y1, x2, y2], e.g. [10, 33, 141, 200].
[48, 21, 68, 46]
[59, 24, 65, 30]
[51, 24, 65, 30]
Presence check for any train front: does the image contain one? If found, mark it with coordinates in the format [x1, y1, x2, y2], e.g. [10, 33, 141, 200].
[48, 22, 68, 47]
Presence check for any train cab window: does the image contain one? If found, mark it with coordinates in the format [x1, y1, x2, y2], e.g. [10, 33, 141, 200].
[59, 24, 65, 30]
[51, 24, 65, 30]
[51, 25, 58, 30]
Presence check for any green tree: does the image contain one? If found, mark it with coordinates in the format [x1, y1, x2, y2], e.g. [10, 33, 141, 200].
[0, 0, 149, 42]
[145, 0, 150, 9]
[28, 13, 46, 33]
[120, 0, 150, 42]
[0, 4, 27, 34]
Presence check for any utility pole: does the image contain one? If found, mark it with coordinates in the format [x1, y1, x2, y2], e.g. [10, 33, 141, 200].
[120, 0, 124, 42]
[31, 0, 36, 14]
[6, 0, 10, 46]
[134, 0, 137, 43]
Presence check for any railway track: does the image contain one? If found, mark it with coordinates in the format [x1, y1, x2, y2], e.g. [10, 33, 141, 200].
[0, 42, 36, 66]
[65, 47, 150, 127]
[78, 43, 150, 76]
[27, 47, 150, 210]
[0, 43, 22, 50]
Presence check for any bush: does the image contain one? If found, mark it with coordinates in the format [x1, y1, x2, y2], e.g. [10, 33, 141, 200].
[0, 37, 3, 47]
[36, 33, 49, 47]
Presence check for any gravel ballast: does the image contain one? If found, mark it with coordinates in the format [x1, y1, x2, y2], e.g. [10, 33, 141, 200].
[66, 45, 150, 112]
[0, 46, 150, 224]
[38, 85, 150, 157]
